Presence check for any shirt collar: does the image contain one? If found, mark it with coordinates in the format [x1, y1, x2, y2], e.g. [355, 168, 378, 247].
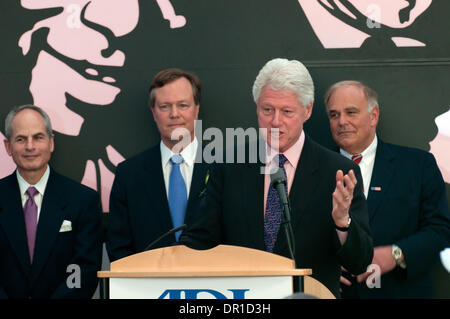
[340, 135, 378, 161]
[16, 165, 50, 196]
[265, 130, 305, 169]
[160, 137, 198, 168]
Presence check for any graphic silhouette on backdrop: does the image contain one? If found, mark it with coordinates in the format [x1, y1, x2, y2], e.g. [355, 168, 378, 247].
[429, 108, 450, 184]
[1, 0, 447, 216]
[297, 0, 432, 48]
[0, 0, 186, 211]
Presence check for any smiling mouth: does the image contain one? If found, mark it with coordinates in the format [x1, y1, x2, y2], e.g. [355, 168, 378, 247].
[23, 155, 39, 160]
[338, 131, 354, 136]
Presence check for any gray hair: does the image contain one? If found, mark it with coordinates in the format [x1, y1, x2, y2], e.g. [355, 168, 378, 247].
[4, 104, 53, 140]
[252, 58, 315, 107]
[324, 80, 379, 112]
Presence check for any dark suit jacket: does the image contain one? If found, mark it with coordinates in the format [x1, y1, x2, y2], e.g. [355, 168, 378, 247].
[0, 168, 102, 299]
[106, 143, 210, 262]
[180, 135, 374, 297]
[341, 140, 450, 299]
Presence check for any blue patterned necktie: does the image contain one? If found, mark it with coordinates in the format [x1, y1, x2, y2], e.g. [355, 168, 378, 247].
[264, 154, 288, 252]
[168, 154, 188, 241]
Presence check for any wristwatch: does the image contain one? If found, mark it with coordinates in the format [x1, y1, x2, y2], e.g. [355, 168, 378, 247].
[392, 244, 407, 269]
[335, 217, 351, 232]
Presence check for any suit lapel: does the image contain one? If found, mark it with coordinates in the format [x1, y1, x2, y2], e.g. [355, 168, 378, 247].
[0, 172, 32, 275]
[243, 160, 265, 249]
[143, 146, 173, 233]
[277, 136, 320, 251]
[185, 159, 208, 226]
[31, 169, 67, 282]
[367, 140, 395, 223]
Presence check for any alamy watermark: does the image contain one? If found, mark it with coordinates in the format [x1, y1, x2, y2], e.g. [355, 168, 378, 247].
[66, 264, 81, 289]
[173, 120, 282, 175]
[365, 264, 381, 289]
[366, 4, 382, 29]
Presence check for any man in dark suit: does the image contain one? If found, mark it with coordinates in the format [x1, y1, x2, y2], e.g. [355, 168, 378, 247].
[325, 80, 450, 298]
[106, 68, 209, 262]
[179, 58, 373, 298]
[0, 105, 102, 299]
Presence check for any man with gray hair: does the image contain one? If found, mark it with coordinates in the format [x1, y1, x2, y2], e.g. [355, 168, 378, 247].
[325, 80, 450, 298]
[0, 105, 102, 298]
[180, 58, 373, 298]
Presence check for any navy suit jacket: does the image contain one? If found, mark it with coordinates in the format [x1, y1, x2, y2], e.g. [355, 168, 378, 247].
[0, 168, 102, 299]
[341, 140, 450, 298]
[180, 135, 374, 298]
[106, 143, 210, 262]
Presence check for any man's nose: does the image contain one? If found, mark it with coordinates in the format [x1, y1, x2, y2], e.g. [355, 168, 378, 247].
[169, 105, 179, 118]
[25, 138, 34, 150]
[338, 113, 348, 126]
[271, 110, 282, 127]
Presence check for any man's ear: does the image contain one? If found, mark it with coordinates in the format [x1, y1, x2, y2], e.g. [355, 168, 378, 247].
[304, 103, 314, 122]
[150, 106, 156, 121]
[370, 105, 380, 127]
[194, 104, 200, 120]
[49, 134, 55, 153]
[4, 139, 12, 156]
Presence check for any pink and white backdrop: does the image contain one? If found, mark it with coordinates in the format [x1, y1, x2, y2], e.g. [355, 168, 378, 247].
[1, 0, 449, 298]
[1, 0, 448, 213]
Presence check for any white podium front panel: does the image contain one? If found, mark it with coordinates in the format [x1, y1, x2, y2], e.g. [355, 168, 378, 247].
[110, 276, 292, 299]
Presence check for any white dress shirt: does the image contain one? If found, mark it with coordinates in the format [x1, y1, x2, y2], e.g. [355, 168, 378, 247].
[17, 165, 50, 221]
[161, 138, 198, 199]
[340, 135, 378, 199]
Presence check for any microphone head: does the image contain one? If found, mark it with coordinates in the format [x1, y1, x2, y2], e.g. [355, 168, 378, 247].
[174, 224, 187, 233]
[270, 167, 286, 187]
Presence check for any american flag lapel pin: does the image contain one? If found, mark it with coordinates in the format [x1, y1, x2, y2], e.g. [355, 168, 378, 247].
[370, 186, 382, 191]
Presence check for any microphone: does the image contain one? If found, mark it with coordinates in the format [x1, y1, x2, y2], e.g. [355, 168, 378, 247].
[270, 168, 289, 214]
[144, 224, 187, 251]
[270, 167, 302, 292]
[270, 168, 296, 262]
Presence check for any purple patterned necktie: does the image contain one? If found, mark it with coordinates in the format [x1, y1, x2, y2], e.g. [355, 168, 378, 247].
[264, 154, 288, 252]
[24, 186, 38, 263]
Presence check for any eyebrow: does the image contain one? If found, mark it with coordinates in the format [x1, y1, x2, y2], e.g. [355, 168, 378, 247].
[15, 132, 46, 139]
[328, 105, 359, 112]
[260, 103, 295, 109]
[157, 99, 191, 105]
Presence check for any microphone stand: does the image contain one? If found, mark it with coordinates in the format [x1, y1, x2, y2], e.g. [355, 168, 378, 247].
[144, 224, 187, 251]
[271, 171, 303, 293]
[280, 192, 303, 293]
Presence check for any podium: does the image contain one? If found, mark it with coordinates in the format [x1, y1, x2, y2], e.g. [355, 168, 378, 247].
[98, 245, 335, 299]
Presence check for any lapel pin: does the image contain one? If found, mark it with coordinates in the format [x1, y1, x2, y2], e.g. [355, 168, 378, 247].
[370, 186, 382, 191]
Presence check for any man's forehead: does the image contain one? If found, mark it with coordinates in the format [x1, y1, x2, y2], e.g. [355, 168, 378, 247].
[258, 89, 303, 108]
[13, 108, 45, 121]
[11, 110, 47, 132]
[154, 85, 195, 103]
[328, 86, 367, 106]
[333, 84, 366, 98]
